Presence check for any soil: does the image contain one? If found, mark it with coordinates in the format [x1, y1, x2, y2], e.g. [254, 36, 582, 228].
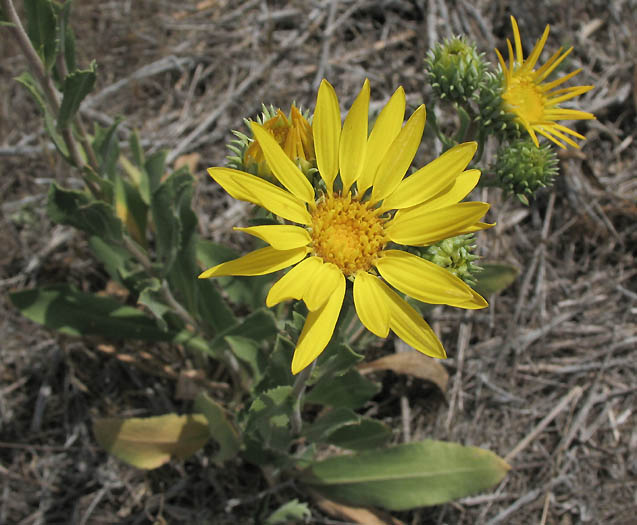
[1, 1, 636, 524]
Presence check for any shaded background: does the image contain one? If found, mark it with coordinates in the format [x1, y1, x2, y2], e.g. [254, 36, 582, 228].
[1, 0, 635, 523]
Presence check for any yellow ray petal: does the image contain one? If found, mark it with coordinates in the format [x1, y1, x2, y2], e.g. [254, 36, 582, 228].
[357, 86, 406, 194]
[387, 202, 490, 246]
[380, 142, 477, 211]
[304, 262, 343, 311]
[207, 168, 311, 225]
[339, 79, 370, 193]
[292, 275, 345, 374]
[314, 79, 341, 193]
[524, 24, 550, 71]
[418, 169, 481, 211]
[375, 279, 446, 359]
[353, 271, 390, 337]
[453, 221, 496, 235]
[250, 122, 315, 203]
[198, 246, 308, 279]
[511, 16, 523, 65]
[370, 104, 426, 205]
[375, 250, 487, 309]
[234, 225, 311, 250]
[266, 256, 322, 307]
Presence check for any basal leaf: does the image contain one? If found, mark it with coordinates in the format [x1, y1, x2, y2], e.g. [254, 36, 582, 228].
[304, 370, 379, 410]
[303, 440, 510, 510]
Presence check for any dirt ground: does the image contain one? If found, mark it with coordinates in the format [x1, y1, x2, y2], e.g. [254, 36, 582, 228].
[1, 1, 636, 524]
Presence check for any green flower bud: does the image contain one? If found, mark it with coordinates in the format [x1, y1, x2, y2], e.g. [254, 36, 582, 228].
[474, 71, 521, 139]
[425, 36, 487, 103]
[492, 139, 559, 205]
[226, 104, 315, 180]
[420, 234, 482, 286]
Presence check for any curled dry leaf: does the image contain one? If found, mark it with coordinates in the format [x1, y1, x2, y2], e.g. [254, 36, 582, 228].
[357, 351, 449, 393]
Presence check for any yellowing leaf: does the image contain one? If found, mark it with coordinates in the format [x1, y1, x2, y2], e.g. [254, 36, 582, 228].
[93, 413, 210, 469]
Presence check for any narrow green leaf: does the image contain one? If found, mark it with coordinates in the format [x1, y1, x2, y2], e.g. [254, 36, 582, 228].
[55, 0, 75, 71]
[144, 150, 166, 195]
[58, 61, 97, 129]
[47, 183, 123, 241]
[93, 120, 121, 179]
[304, 370, 379, 410]
[194, 392, 240, 464]
[473, 263, 519, 297]
[151, 169, 195, 273]
[93, 413, 210, 469]
[24, 0, 58, 70]
[15, 72, 69, 161]
[10, 284, 170, 341]
[303, 440, 510, 510]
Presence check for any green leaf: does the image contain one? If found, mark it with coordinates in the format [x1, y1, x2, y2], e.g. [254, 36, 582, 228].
[93, 120, 121, 179]
[327, 418, 392, 451]
[58, 61, 97, 129]
[144, 150, 166, 196]
[302, 440, 510, 510]
[54, 0, 75, 71]
[243, 386, 294, 463]
[473, 263, 519, 297]
[197, 239, 273, 310]
[256, 335, 295, 392]
[113, 173, 148, 246]
[303, 408, 361, 443]
[15, 72, 69, 161]
[47, 183, 123, 241]
[226, 335, 266, 384]
[138, 278, 171, 331]
[93, 413, 210, 469]
[24, 0, 58, 70]
[265, 500, 311, 525]
[10, 284, 171, 341]
[194, 393, 240, 464]
[151, 169, 195, 273]
[212, 309, 278, 350]
[311, 343, 364, 385]
[304, 370, 379, 410]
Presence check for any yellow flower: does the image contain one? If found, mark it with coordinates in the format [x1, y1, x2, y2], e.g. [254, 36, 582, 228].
[200, 80, 491, 374]
[496, 16, 595, 149]
[244, 105, 315, 174]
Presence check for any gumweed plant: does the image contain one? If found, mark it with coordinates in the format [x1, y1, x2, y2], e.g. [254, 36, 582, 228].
[4, 0, 594, 518]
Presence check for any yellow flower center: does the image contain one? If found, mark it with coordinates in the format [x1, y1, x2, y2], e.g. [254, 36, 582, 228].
[310, 194, 387, 276]
[503, 72, 546, 123]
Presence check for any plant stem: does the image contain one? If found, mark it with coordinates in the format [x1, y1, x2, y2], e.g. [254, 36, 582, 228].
[290, 361, 315, 435]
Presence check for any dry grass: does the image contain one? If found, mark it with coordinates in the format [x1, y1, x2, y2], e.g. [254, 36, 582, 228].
[1, 1, 636, 523]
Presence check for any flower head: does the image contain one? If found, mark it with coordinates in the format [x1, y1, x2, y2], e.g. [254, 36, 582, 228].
[201, 80, 491, 374]
[426, 35, 487, 103]
[496, 16, 595, 149]
[227, 104, 315, 178]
